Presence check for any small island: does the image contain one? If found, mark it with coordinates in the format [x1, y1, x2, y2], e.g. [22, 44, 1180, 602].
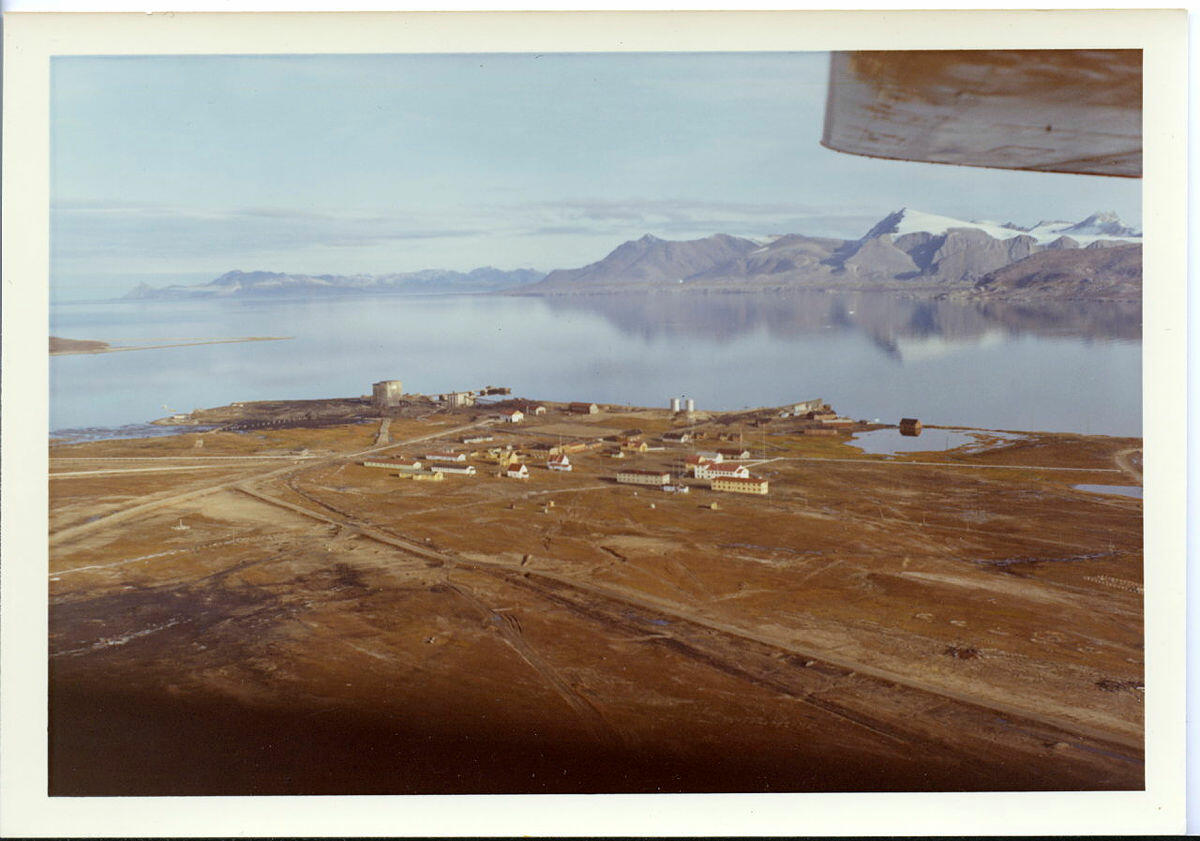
[50, 335, 292, 356]
[50, 336, 110, 355]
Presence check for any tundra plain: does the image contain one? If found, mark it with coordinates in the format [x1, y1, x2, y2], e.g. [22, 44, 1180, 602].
[48, 404, 1144, 795]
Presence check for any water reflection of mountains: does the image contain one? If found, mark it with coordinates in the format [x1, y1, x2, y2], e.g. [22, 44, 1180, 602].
[540, 292, 1141, 357]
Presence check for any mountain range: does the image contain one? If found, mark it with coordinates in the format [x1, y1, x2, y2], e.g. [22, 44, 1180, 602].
[125, 266, 545, 300]
[523, 209, 1141, 299]
[123, 208, 1141, 302]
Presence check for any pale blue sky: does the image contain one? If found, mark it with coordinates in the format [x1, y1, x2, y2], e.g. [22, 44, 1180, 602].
[51, 52, 1141, 293]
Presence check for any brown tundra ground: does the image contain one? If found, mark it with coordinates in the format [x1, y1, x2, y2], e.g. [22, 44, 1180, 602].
[47, 405, 1143, 795]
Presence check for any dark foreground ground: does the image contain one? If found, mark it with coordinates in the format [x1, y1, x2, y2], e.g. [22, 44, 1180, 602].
[48, 409, 1144, 795]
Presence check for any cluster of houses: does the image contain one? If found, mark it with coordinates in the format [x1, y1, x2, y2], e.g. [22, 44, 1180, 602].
[611, 445, 770, 496]
[482, 400, 603, 425]
[361, 398, 777, 494]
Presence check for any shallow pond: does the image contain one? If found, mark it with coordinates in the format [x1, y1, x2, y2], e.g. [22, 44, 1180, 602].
[1073, 484, 1143, 499]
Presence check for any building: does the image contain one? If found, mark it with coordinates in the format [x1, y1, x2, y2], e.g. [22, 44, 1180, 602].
[791, 399, 823, 415]
[548, 454, 572, 472]
[662, 484, 690, 494]
[694, 451, 724, 463]
[425, 451, 466, 463]
[662, 431, 693, 444]
[717, 447, 751, 460]
[697, 462, 750, 481]
[462, 434, 494, 444]
[504, 410, 525, 423]
[899, 418, 923, 436]
[363, 457, 423, 472]
[436, 463, 477, 475]
[669, 397, 681, 413]
[806, 410, 838, 422]
[569, 402, 600, 414]
[603, 448, 626, 459]
[710, 475, 769, 495]
[505, 463, 530, 479]
[372, 380, 404, 409]
[615, 469, 671, 486]
[621, 439, 650, 453]
[400, 470, 444, 482]
[440, 391, 476, 408]
[552, 441, 598, 455]
[685, 398, 695, 413]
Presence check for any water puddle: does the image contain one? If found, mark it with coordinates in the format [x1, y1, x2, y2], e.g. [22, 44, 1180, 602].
[1073, 484, 1142, 499]
[849, 427, 1028, 456]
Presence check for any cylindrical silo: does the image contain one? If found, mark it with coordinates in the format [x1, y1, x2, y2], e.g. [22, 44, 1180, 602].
[669, 397, 681, 413]
[685, 398, 695, 413]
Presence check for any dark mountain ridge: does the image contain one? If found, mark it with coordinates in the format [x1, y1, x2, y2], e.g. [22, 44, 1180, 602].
[518, 208, 1140, 298]
[122, 208, 1140, 302]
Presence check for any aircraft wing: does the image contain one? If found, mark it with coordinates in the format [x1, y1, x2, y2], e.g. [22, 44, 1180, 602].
[821, 50, 1141, 178]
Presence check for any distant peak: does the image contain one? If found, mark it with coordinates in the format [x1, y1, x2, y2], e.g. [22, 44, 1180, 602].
[638, 233, 663, 243]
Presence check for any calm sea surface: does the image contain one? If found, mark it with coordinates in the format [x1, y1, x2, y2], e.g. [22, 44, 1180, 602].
[50, 291, 1142, 438]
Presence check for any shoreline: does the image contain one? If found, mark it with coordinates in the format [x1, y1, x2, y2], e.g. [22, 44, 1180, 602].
[50, 335, 293, 356]
[51, 394, 1146, 447]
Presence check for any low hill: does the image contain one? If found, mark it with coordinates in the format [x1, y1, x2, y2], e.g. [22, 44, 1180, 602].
[970, 244, 1142, 301]
[126, 267, 545, 300]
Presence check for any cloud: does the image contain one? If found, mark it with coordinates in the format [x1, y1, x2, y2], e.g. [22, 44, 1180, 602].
[51, 196, 885, 276]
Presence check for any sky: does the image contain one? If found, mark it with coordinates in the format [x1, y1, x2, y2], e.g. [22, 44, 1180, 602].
[51, 52, 1142, 297]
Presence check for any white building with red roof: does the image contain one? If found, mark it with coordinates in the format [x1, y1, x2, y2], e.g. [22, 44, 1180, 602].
[505, 463, 530, 479]
[547, 454, 572, 472]
[696, 462, 750, 481]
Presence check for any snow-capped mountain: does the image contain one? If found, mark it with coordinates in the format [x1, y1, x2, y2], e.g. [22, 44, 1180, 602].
[521, 207, 1141, 297]
[866, 207, 1141, 247]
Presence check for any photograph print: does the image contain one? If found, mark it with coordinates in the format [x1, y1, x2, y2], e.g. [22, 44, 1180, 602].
[42, 29, 1156, 799]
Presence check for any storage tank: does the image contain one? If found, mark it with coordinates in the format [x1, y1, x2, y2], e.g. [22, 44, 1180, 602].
[669, 397, 681, 413]
[685, 398, 695, 413]
[372, 380, 404, 409]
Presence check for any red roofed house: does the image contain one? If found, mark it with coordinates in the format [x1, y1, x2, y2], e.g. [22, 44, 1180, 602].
[696, 462, 750, 481]
[548, 454, 572, 472]
[505, 463, 530, 479]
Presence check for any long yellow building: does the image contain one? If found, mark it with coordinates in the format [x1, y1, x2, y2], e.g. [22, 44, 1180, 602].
[710, 475, 769, 495]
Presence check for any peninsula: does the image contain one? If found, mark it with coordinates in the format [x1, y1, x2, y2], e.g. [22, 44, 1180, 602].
[49, 385, 1143, 795]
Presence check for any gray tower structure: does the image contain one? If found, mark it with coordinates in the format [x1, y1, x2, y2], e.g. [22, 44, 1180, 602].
[372, 380, 404, 409]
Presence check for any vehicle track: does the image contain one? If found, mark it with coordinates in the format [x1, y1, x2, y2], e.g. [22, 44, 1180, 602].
[441, 577, 622, 748]
[50, 421, 489, 545]
[218, 482, 1142, 755]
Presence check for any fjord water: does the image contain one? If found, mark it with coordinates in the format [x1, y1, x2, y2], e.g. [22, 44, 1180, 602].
[50, 291, 1141, 437]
